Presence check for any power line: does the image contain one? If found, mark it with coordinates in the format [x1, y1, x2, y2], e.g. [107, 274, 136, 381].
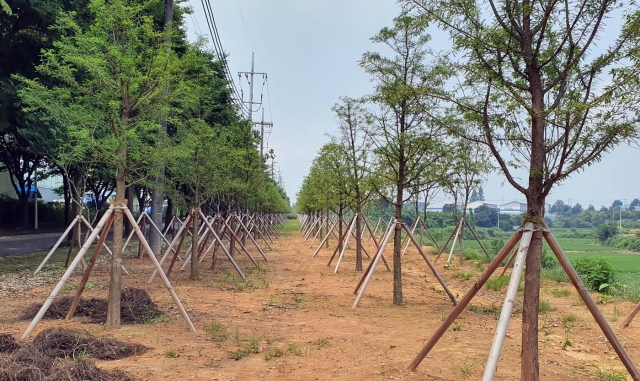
[200, 0, 249, 114]
[235, 0, 253, 51]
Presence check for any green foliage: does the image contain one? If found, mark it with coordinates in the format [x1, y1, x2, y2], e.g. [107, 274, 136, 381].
[541, 249, 559, 270]
[573, 257, 616, 292]
[596, 223, 619, 244]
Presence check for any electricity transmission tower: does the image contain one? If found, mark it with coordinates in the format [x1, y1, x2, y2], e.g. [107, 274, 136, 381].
[239, 53, 272, 159]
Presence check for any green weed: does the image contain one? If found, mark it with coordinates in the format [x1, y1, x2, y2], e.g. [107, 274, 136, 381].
[551, 288, 570, 297]
[205, 320, 229, 343]
[485, 276, 510, 291]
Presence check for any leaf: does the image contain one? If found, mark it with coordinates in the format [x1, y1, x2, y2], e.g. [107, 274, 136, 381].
[0, 0, 11, 15]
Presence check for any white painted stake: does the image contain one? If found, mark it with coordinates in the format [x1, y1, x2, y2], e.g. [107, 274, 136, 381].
[446, 219, 463, 263]
[22, 209, 114, 339]
[34, 216, 81, 275]
[334, 215, 357, 273]
[482, 223, 534, 381]
[353, 221, 396, 308]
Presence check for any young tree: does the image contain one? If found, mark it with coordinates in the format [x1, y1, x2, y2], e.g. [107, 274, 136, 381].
[18, 0, 176, 329]
[405, 0, 640, 377]
[332, 96, 373, 271]
[361, 12, 447, 305]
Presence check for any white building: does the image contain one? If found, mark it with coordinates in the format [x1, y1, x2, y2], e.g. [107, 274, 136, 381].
[499, 201, 551, 215]
[467, 201, 498, 210]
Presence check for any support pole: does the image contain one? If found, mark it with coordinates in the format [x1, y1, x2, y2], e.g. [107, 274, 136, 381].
[34, 216, 81, 275]
[483, 223, 534, 380]
[353, 222, 396, 308]
[334, 215, 358, 273]
[446, 218, 463, 263]
[65, 213, 116, 320]
[408, 229, 522, 370]
[22, 209, 115, 339]
[543, 229, 640, 380]
[123, 208, 196, 332]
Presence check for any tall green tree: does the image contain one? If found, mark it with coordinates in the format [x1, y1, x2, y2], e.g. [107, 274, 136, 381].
[405, 0, 640, 376]
[361, 11, 447, 305]
[18, 0, 176, 329]
[0, 0, 90, 228]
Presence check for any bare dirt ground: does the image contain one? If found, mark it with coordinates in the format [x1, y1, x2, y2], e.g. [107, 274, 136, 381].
[2, 223, 640, 380]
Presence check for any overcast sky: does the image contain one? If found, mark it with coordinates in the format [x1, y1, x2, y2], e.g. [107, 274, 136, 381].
[185, 0, 640, 210]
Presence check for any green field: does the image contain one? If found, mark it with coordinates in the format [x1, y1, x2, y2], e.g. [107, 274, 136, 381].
[429, 228, 640, 282]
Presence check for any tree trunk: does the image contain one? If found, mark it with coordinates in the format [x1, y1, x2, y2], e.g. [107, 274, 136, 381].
[338, 206, 343, 255]
[521, 198, 543, 380]
[521, 45, 546, 379]
[393, 202, 403, 305]
[164, 198, 173, 231]
[62, 171, 70, 226]
[230, 210, 236, 257]
[124, 186, 133, 236]
[106, 140, 127, 330]
[190, 209, 199, 280]
[355, 207, 362, 271]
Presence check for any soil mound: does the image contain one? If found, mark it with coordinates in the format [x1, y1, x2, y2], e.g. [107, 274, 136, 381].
[0, 328, 141, 381]
[21, 287, 163, 324]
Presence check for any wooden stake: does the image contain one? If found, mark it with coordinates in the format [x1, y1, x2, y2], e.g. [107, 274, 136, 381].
[408, 229, 522, 371]
[22, 209, 115, 339]
[401, 223, 457, 306]
[65, 212, 116, 320]
[542, 229, 640, 380]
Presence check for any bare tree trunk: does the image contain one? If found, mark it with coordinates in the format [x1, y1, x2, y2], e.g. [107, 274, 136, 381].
[521, 52, 546, 380]
[106, 159, 126, 330]
[393, 202, 403, 305]
[164, 198, 173, 230]
[190, 209, 199, 280]
[355, 207, 362, 271]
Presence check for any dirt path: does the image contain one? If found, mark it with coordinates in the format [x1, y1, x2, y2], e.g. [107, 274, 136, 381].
[2, 225, 640, 380]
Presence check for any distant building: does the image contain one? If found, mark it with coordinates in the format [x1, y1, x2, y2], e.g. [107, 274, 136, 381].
[499, 201, 527, 214]
[498, 201, 551, 215]
[0, 170, 63, 202]
[467, 201, 498, 210]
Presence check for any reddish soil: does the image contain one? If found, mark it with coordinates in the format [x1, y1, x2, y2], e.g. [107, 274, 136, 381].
[2, 227, 640, 380]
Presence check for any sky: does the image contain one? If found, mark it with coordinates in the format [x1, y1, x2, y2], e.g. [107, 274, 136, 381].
[184, 0, 640, 210]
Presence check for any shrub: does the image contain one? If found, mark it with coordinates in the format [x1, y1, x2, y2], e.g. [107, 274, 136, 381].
[596, 222, 618, 244]
[572, 257, 615, 291]
[541, 248, 559, 269]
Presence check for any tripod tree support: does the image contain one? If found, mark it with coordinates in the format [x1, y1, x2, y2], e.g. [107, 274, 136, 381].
[408, 228, 523, 370]
[353, 220, 457, 308]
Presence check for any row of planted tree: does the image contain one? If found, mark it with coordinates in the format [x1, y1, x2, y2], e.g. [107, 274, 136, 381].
[296, 2, 640, 380]
[1, 0, 290, 330]
[1, 0, 291, 231]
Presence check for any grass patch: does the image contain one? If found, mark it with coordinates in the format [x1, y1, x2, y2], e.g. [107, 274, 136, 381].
[485, 276, 510, 291]
[204, 320, 229, 343]
[562, 314, 578, 324]
[454, 272, 473, 281]
[280, 220, 301, 235]
[551, 288, 571, 297]
[539, 300, 555, 313]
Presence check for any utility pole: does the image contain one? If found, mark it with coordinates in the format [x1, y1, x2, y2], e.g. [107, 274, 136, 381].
[149, 0, 173, 254]
[238, 53, 267, 122]
[253, 108, 272, 158]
